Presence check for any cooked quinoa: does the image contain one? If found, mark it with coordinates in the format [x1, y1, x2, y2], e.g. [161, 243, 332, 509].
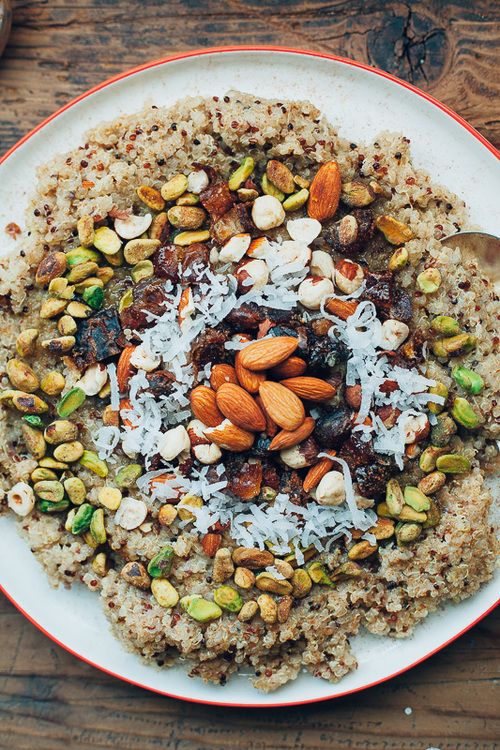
[0, 91, 498, 692]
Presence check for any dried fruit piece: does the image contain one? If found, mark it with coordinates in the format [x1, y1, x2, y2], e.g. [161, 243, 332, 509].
[307, 161, 341, 222]
[258, 381, 305, 431]
[238, 336, 299, 371]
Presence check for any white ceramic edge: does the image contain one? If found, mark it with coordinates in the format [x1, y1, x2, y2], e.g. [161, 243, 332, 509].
[0, 50, 498, 707]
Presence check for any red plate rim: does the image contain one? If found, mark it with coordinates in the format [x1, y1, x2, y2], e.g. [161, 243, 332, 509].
[0, 46, 498, 708]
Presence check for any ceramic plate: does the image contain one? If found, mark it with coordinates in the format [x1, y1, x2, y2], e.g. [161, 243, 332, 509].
[0, 48, 498, 707]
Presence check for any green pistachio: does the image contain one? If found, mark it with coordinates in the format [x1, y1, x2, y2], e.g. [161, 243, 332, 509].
[452, 366, 484, 395]
[147, 546, 175, 578]
[79, 450, 108, 477]
[435, 454, 472, 474]
[403, 486, 431, 512]
[65, 246, 101, 267]
[416, 268, 441, 293]
[71, 503, 95, 535]
[307, 561, 333, 585]
[89, 507, 107, 545]
[131, 260, 154, 283]
[282, 188, 310, 212]
[385, 478, 404, 516]
[213, 585, 244, 613]
[33, 480, 65, 503]
[395, 522, 422, 544]
[56, 387, 86, 418]
[261, 173, 285, 201]
[419, 445, 448, 472]
[428, 381, 449, 414]
[37, 498, 70, 514]
[115, 463, 143, 489]
[388, 246, 409, 272]
[22, 414, 44, 429]
[63, 477, 87, 505]
[93, 227, 122, 256]
[451, 397, 482, 429]
[82, 284, 104, 310]
[151, 579, 179, 608]
[431, 315, 461, 336]
[228, 157, 255, 191]
[180, 595, 222, 622]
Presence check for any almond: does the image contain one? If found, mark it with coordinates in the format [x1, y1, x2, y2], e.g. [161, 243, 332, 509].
[210, 363, 238, 391]
[204, 419, 255, 452]
[117, 345, 136, 393]
[190, 386, 224, 427]
[201, 532, 222, 558]
[307, 161, 341, 222]
[270, 356, 307, 379]
[324, 297, 358, 320]
[255, 395, 278, 437]
[345, 384, 362, 409]
[239, 336, 299, 371]
[258, 381, 305, 431]
[269, 416, 315, 451]
[216, 383, 266, 432]
[303, 451, 336, 492]
[178, 287, 193, 326]
[280, 376, 336, 402]
[235, 350, 266, 393]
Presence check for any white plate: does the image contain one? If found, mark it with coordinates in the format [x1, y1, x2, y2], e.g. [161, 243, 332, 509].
[0, 48, 498, 707]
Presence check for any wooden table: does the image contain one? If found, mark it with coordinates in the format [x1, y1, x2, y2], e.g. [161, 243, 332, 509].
[0, 2, 499, 748]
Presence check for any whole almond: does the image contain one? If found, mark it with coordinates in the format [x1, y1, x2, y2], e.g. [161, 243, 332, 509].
[266, 160, 295, 194]
[190, 385, 224, 427]
[204, 419, 255, 452]
[258, 381, 305, 431]
[345, 384, 362, 409]
[269, 416, 315, 451]
[324, 297, 358, 320]
[216, 383, 266, 433]
[280, 376, 336, 402]
[239, 336, 299, 371]
[235, 350, 266, 393]
[270, 356, 307, 379]
[307, 161, 341, 222]
[201, 532, 222, 558]
[255, 395, 279, 437]
[210, 364, 238, 391]
[303, 452, 336, 492]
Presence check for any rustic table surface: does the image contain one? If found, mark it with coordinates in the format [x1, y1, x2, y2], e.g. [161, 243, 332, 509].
[0, 1, 499, 748]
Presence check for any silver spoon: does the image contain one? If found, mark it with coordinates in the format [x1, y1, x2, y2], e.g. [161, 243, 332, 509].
[441, 231, 500, 291]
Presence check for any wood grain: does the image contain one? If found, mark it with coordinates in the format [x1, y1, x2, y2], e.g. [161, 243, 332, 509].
[0, 2, 499, 748]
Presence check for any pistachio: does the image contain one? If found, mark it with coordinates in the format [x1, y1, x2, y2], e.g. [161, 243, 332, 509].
[167, 205, 206, 230]
[65, 246, 101, 266]
[16, 329, 39, 358]
[432, 333, 476, 358]
[44, 420, 78, 445]
[282, 189, 309, 212]
[347, 541, 378, 560]
[161, 174, 188, 202]
[277, 595, 293, 623]
[83, 530, 99, 549]
[91, 552, 109, 577]
[376, 502, 391, 517]
[123, 238, 160, 265]
[82, 284, 104, 310]
[416, 268, 441, 293]
[176, 192, 200, 206]
[177, 494, 203, 522]
[261, 173, 285, 201]
[214, 585, 244, 613]
[232, 547, 274, 569]
[38, 457, 69, 471]
[294, 174, 310, 189]
[56, 388, 85, 419]
[67, 261, 100, 283]
[213, 547, 235, 583]
[57, 315, 77, 336]
[180, 594, 222, 622]
[77, 214, 95, 246]
[115, 463, 142, 489]
[329, 561, 363, 582]
[237, 188, 259, 202]
[121, 561, 151, 590]
[54, 440, 84, 463]
[158, 504, 178, 526]
[35, 252, 67, 286]
[257, 593, 278, 624]
[39, 371, 65, 396]
[388, 246, 409, 272]
[428, 382, 448, 414]
[273, 559, 294, 580]
[6, 359, 39, 392]
[0, 389, 19, 406]
[435, 454, 472, 474]
[89, 507, 107, 545]
[431, 412, 457, 447]
[66, 300, 92, 319]
[21, 424, 46, 459]
[452, 366, 484, 395]
[34, 479, 65, 503]
[385, 478, 404, 516]
[418, 470, 446, 495]
[64, 476, 87, 505]
[96, 266, 114, 285]
[422, 500, 441, 529]
[290, 568, 312, 598]
[118, 289, 134, 312]
[395, 522, 422, 544]
[151, 579, 179, 608]
[79, 450, 108, 477]
[31, 467, 57, 482]
[137, 184, 165, 211]
[131, 260, 154, 283]
[238, 600, 259, 622]
[266, 160, 295, 194]
[49, 277, 75, 299]
[93, 226, 122, 256]
[403, 486, 431, 511]
[228, 157, 255, 191]
[22, 414, 44, 428]
[37, 498, 70, 514]
[39, 297, 68, 319]
[173, 230, 211, 246]
[308, 561, 332, 585]
[149, 212, 169, 241]
[397, 505, 427, 523]
[41, 335, 76, 354]
[12, 392, 49, 414]
[451, 396, 482, 429]
[368, 517, 395, 540]
[375, 215, 413, 244]
[341, 179, 377, 207]
[255, 572, 293, 596]
[419, 445, 449, 472]
[233, 566, 255, 590]
[431, 315, 461, 336]
[147, 546, 174, 578]
[71, 502, 95, 534]
[97, 485, 122, 510]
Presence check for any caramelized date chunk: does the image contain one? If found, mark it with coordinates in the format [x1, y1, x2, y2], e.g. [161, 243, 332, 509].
[308, 332, 347, 373]
[191, 328, 228, 370]
[225, 303, 294, 331]
[212, 204, 253, 245]
[73, 307, 125, 369]
[362, 271, 393, 313]
[226, 459, 263, 500]
[153, 243, 181, 282]
[262, 461, 280, 492]
[199, 180, 234, 220]
[327, 208, 375, 255]
[338, 432, 375, 469]
[355, 462, 392, 499]
[145, 370, 176, 398]
[119, 278, 169, 331]
[280, 469, 306, 506]
[314, 405, 353, 448]
[181, 243, 211, 283]
[390, 285, 413, 324]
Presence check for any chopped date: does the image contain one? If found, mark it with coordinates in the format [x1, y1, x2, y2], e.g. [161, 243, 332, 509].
[390, 285, 413, 324]
[362, 271, 394, 313]
[261, 462, 280, 492]
[279, 469, 305, 506]
[181, 243, 211, 283]
[327, 208, 375, 255]
[314, 405, 353, 448]
[73, 307, 125, 369]
[308, 332, 347, 373]
[225, 304, 294, 331]
[199, 180, 234, 220]
[191, 328, 228, 370]
[355, 462, 392, 499]
[227, 460, 263, 500]
[338, 432, 375, 469]
[212, 204, 253, 245]
[250, 434, 272, 459]
[119, 278, 169, 331]
[152, 243, 181, 282]
[145, 370, 176, 397]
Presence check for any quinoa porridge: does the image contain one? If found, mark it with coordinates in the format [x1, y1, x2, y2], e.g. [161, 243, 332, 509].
[0, 91, 498, 692]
